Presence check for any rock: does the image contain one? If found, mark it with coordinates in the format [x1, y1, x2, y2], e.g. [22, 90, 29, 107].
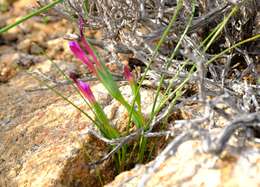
[106, 140, 260, 187]
[0, 65, 157, 186]
[17, 37, 45, 54]
[0, 45, 16, 55]
[0, 52, 19, 82]
[15, 53, 45, 68]
[17, 39, 31, 53]
[0, 0, 17, 5]
[1, 27, 21, 42]
[0, 72, 106, 186]
[30, 43, 44, 55]
[104, 85, 158, 131]
[46, 38, 67, 59]
[0, 0, 17, 12]
[0, 14, 8, 28]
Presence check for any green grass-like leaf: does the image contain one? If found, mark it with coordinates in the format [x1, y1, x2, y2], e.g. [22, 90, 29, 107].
[150, 0, 196, 120]
[0, 0, 63, 34]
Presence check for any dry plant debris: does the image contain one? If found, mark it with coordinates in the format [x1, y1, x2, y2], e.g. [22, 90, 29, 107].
[41, 0, 260, 148]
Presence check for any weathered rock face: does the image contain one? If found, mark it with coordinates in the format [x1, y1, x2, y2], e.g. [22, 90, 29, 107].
[106, 140, 260, 187]
[0, 60, 157, 186]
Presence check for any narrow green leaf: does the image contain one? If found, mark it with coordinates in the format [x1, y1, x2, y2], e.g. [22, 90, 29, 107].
[0, 0, 63, 34]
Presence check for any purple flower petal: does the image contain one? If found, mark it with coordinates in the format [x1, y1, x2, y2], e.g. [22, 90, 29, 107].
[70, 73, 96, 104]
[124, 65, 134, 84]
[69, 41, 84, 60]
[69, 41, 96, 73]
[78, 17, 103, 70]
[77, 80, 96, 103]
[79, 35, 101, 69]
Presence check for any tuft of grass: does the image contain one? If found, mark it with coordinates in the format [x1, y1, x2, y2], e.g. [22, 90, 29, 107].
[67, 19, 146, 171]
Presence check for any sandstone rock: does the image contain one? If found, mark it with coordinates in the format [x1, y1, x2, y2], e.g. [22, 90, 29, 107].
[17, 36, 46, 54]
[106, 140, 260, 187]
[0, 64, 157, 186]
[0, 14, 8, 28]
[1, 26, 21, 42]
[46, 38, 67, 59]
[0, 45, 16, 55]
[0, 52, 19, 82]
[104, 85, 159, 132]
[0, 72, 106, 186]
[17, 39, 31, 53]
[30, 43, 44, 55]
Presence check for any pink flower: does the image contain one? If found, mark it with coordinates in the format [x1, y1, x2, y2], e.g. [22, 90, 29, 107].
[69, 41, 96, 74]
[123, 65, 134, 84]
[69, 73, 96, 103]
[79, 18, 101, 69]
[77, 80, 96, 103]
[80, 36, 98, 63]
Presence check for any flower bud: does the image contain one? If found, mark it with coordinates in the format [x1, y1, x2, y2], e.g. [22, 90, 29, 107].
[69, 73, 96, 104]
[124, 65, 134, 84]
[69, 41, 96, 73]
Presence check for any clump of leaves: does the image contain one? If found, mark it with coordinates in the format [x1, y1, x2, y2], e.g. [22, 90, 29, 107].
[68, 18, 147, 171]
